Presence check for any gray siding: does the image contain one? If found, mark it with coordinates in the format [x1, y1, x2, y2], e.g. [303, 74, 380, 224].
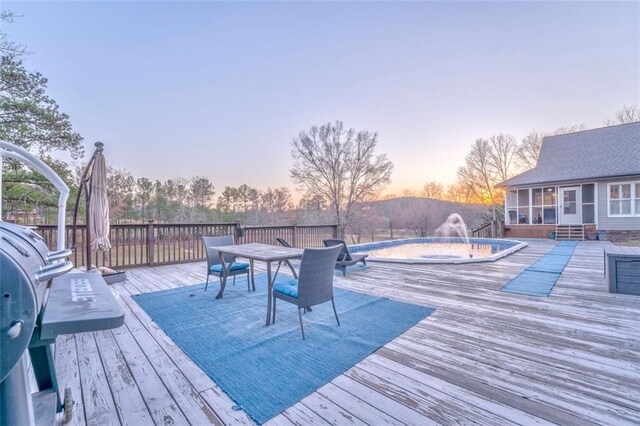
[597, 176, 640, 231]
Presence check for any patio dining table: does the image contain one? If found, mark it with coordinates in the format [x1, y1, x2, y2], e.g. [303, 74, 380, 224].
[210, 243, 304, 325]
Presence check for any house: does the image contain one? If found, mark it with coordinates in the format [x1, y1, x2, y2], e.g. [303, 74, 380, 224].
[497, 122, 640, 241]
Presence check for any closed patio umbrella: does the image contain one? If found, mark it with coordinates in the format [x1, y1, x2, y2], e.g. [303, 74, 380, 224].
[89, 143, 111, 252]
[72, 142, 126, 283]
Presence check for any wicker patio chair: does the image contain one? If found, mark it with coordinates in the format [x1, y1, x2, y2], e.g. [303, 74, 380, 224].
[202, 235, 251, 292]
[271, 245, 342, 339]
[323, 239, 368, 276]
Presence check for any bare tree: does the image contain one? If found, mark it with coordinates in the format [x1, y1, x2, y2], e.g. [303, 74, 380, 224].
[456, 134, 518, 219]
[261, 187, 293, 213]
[0, 11, 28, 57]
[443, 183, 465, 203]
[603, 105, 640, 126]
[422, 181, 444, 200]
[400, 201, 433, 237]
[402, 188, 418, 197]
[486, 134, 518, 183]
[290, 121, 393, 237]
[515, 130, 543, 170]
[296, 194, 331, 225]
[346, 206, 384, 244]
[256, 187, 294, 225]
[107, 167, 135, 223]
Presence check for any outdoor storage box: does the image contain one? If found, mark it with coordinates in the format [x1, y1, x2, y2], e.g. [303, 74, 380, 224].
[604, 245, 640, 295]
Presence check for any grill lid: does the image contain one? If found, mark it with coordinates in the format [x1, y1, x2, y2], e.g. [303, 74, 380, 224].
[0, 222, 74, 382]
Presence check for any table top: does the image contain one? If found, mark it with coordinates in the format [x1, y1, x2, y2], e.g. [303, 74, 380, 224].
[210, 243, 304, 262]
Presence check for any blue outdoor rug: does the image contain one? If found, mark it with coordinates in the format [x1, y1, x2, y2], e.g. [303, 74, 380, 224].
[501, 241, 578, 297]
[133, 274, 433, 424]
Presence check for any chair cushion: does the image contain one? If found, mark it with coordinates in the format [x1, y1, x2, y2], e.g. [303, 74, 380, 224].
[273, 278, 299, 298]
[209, 262, 250, 274]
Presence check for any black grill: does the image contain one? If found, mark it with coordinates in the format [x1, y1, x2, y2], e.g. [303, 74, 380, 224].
[0, 221, 124, 425]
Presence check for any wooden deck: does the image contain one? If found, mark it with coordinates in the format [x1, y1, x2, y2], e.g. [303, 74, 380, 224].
[53, 240, 640, 425]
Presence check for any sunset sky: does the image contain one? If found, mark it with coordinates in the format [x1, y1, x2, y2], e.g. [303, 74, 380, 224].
[6, 1, 639, 196]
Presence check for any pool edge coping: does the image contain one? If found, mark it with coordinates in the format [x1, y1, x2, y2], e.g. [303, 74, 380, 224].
[350, 238, 529, 265]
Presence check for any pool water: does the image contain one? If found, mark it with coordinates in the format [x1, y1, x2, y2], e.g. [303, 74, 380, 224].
[350, 237, 526, 264]
[366, 242, 502, 260]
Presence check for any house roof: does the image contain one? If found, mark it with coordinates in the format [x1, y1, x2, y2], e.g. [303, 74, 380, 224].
[497, 121, 640, 188]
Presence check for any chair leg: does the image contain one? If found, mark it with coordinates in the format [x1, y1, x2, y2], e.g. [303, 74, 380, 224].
[331, 298, 340, 326]
[246, 273, 250, 292]
[250, 260, 256, 291]
[205, 273, 210, 291]
[272, 296, 277, 324]
[298, 308, 305, 340]
[342, 266, 346, 276]
[233, 275, 236, 286]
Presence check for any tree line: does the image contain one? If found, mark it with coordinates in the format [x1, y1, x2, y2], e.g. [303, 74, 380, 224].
[105, 172, 306, 226]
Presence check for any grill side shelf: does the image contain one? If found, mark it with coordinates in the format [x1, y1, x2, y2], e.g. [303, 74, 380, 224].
[40, 272, 125, 340]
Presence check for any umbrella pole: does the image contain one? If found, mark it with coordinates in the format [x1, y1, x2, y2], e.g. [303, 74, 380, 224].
[85, 181, 92, 271]
[71, 145, 100, 270]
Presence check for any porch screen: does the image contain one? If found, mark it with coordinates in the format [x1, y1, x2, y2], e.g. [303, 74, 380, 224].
[582, 184, 595, 224]
[543, 187, 557, 224]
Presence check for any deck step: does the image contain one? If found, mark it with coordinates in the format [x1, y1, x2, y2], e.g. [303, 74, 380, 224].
[556, 225, 584, 241]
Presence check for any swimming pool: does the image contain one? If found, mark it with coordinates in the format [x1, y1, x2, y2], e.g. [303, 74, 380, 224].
[350, 237, 527, 264]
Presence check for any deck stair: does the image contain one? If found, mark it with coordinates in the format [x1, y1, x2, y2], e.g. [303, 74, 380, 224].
[556, 225, 585, 241]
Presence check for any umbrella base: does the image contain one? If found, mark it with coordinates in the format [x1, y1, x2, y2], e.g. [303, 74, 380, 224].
[101, 271, 127, 284]
[85, 267, 128, 284]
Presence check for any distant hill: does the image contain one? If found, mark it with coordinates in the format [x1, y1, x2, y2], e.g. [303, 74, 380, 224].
[364, 197, 489, 231]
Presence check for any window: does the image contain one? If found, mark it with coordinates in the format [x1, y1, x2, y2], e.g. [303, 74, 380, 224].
[608, 182, 640, 216]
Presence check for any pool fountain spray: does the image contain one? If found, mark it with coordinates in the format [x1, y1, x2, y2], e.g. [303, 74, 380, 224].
[435, 213, 473, 258]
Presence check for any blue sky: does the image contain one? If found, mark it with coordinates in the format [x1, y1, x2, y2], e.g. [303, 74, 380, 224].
[5, 1, 639, 195]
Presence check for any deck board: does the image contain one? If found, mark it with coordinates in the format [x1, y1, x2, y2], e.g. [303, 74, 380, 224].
[54, 240, 640, 425]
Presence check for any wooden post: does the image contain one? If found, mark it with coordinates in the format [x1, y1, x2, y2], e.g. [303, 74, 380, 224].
[234, 222, 243, 242]
[147, 222, 155, 266]
[291, 225, 298, 248]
